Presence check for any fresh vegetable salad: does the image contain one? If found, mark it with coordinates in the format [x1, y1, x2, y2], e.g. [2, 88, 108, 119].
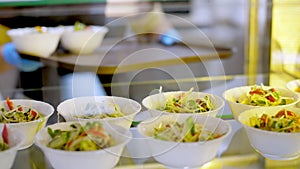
[0, 98, 42, 123]
[158, 88, 214, 113]
[47, 122, 114, 151]
[153, 117, 223, 142]
[0, 124, 9, 151]
[249, 109, 300, 133]
[237, 84, 296, 106]
[73, 103, 124, 119]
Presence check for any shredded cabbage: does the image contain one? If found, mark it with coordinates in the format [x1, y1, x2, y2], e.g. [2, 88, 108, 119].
[73, 102, 124, 119]
[0, 99, 42, 123]
[158, 88, 214, 113]
[153, 116, 223, 142]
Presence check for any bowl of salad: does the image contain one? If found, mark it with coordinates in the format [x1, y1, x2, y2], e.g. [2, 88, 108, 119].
[7, 26, 63, 57]
[223, 84, 299, 119]
[238, 107, 300, 160]
[57, 96, 142, 129]
[0, 125, 25, 169]
[286, 79, 300, 96]
[142, 88, 225, 118]
[35, 121, 131, 169]
[137, 115, 231, 168]
[0, 98, 55, 149]
[60, 21, 108, 54]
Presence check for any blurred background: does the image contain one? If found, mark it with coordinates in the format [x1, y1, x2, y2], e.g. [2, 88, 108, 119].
[0, 1, 300, 168]
[0, 0, 299, 106]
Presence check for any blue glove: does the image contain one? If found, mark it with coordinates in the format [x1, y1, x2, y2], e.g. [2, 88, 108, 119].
[159, 28, 181, 46]
[2, 43, 44, 72]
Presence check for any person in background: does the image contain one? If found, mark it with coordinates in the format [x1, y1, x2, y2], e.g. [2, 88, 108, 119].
[0, 24, 106, 101]
[0, 43, 44, 72]
[128, 2, 181, 46]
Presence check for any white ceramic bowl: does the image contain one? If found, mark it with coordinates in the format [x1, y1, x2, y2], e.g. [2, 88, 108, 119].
[286, 79, 300, 96]
[223, 85, 299, 119]
[0, 127, 25, 169]
[7, 27, 63, 57]
[57, 96, 141, 129]
[137, 115, 231, 168]
[142, 91, 225, 118]
[0, 99, 54, 149]
[60, 25, 108, 54]
[238, 106, 300, 160]
[35, 121, 132, 169]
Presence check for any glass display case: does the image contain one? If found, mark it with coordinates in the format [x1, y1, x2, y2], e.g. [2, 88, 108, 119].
[6, 73, 300, 169]
[270, 0, 300, 79]
[0, 0, 299, 168]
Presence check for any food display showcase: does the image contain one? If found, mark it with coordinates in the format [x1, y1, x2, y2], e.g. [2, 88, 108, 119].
[0, 0, 300, 169]
[2, 72, 298, 169]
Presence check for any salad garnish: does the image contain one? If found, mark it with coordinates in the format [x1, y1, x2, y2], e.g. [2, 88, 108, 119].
[153, 116, 223, 142]
[0, 124, 9, 151]
[0, 97, 42, 123]
[47, 122, 114, 151]
[73, 102, 124, 119]
[158, 88, 214, 113]
[249, 109, 300, 133]
[74, 21, 87, 31]
[237, 84, 296, 106]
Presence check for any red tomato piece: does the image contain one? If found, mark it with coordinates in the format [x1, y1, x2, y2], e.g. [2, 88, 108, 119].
[31, 110, 37, 118]
[275, 110, 296, 118]
[266, 96, 275, 102]
[249, 89, 264, 95]
[6, 97, 14, 110]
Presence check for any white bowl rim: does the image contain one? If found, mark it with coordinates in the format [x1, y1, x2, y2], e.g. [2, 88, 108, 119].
[238, 107, 300, 136]
[137, 115, 232, 145]
[286, 79, 300, 91]
[0, 129, 26, 153]
[7, 26, 64, 36]
[0, 99, 54, 125]
[142, 91, 225, 113]
[57, 96, 142, 119]
[62, 25, 109, 33]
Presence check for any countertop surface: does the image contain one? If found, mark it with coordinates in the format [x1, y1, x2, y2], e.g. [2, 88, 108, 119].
[23, 37, 233, 75]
